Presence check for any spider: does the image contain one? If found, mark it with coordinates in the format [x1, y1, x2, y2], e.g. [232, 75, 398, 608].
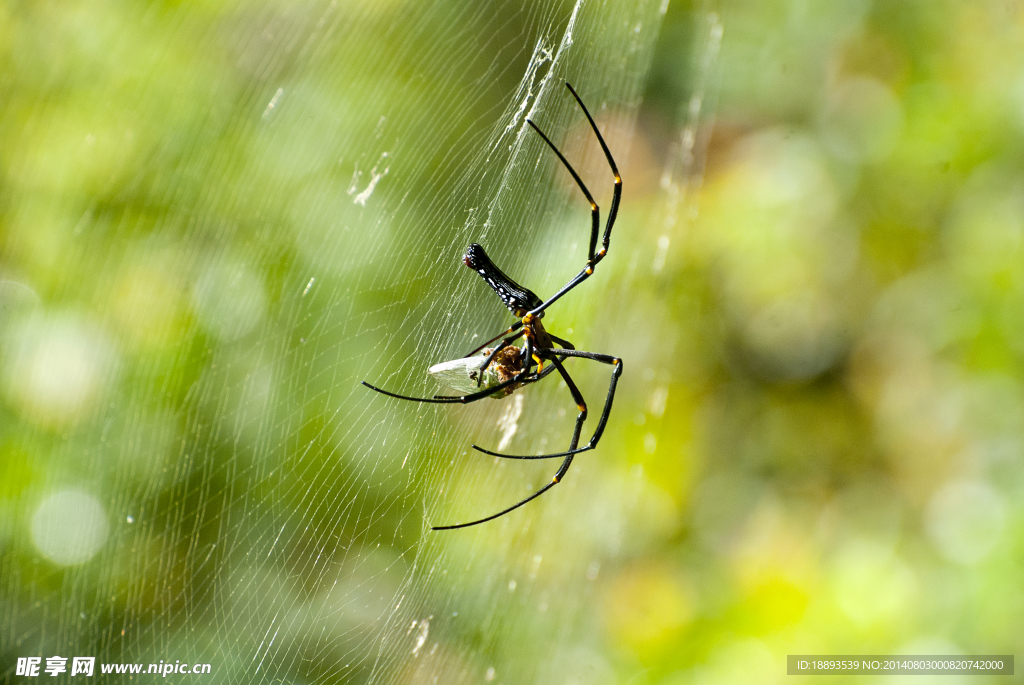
[363, 82, 622, 530]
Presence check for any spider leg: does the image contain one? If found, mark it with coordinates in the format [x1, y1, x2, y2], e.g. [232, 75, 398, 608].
[473, 329, 526, 387]
[362, 337, 545, 404]
[362, 376, 530, 404]
[469, 347, 584, 459]
[523, 83, 622, 319]
[430, 454, 572, 530]
[546, 333, 575, 350]
[464, 320, 523, 358]
[432, 360, 581, 531]
[472, 348, 621, 459]
[565, 82, 621, 260]
[526, 118, 599, 262]
[551, 355, 588, 450]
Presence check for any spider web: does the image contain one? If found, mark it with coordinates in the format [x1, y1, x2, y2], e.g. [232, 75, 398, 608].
[0, 0, 720, 682]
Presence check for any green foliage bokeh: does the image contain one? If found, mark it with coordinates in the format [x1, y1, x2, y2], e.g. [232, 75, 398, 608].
[1, 0, 1022, 683]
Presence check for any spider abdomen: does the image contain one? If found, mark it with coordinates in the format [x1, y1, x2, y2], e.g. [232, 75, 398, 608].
[463, 243, 544, 316]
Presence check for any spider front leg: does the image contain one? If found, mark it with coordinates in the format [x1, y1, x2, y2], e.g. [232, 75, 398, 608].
[362, 373, 531, 404]
[431, 450, 574, 530]
[546, 332, 575, 351]
[472, 348, 622, 459]
[432, 355, 584, 531]
[362, 337, 545, 404]
[551, 356, 588, 455]
[469, 354, 587, 460]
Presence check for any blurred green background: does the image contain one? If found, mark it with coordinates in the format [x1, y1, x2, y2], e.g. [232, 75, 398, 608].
[1, 0, 1022, 683]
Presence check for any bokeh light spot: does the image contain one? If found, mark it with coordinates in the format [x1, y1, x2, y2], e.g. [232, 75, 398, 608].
[925, 479, 1006, 565]
[832, 540, 917, 627]
[31, 490, 109, 566]
[2, 314, 115, 427]
[604, 564, 693, 656]
[193, 260, 267, 342]
[818, 76, 903, 163]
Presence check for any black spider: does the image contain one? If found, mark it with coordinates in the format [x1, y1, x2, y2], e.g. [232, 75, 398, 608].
[364, 82, 623, 530]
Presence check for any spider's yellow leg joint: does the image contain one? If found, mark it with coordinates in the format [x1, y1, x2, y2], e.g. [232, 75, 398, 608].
[522, 312, 534, 324]
[577, 403, 586, 412]
[590, 202, 597, 211]
[552, 475, 561, 483]
[614, 174, 622, 184]
[597, 248, 606, 258]
[585, 265, 594, 275]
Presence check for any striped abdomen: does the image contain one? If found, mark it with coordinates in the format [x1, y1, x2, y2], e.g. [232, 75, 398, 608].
[463, 243, 544, 316]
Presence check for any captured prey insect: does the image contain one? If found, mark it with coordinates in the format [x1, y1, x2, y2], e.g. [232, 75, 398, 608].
[362, 82, 623, 530]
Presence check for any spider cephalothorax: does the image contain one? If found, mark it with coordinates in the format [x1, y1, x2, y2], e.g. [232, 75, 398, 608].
[364, 82, 623, 530]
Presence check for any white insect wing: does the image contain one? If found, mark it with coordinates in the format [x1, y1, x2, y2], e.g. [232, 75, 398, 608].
[427, 355, 502, 395]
